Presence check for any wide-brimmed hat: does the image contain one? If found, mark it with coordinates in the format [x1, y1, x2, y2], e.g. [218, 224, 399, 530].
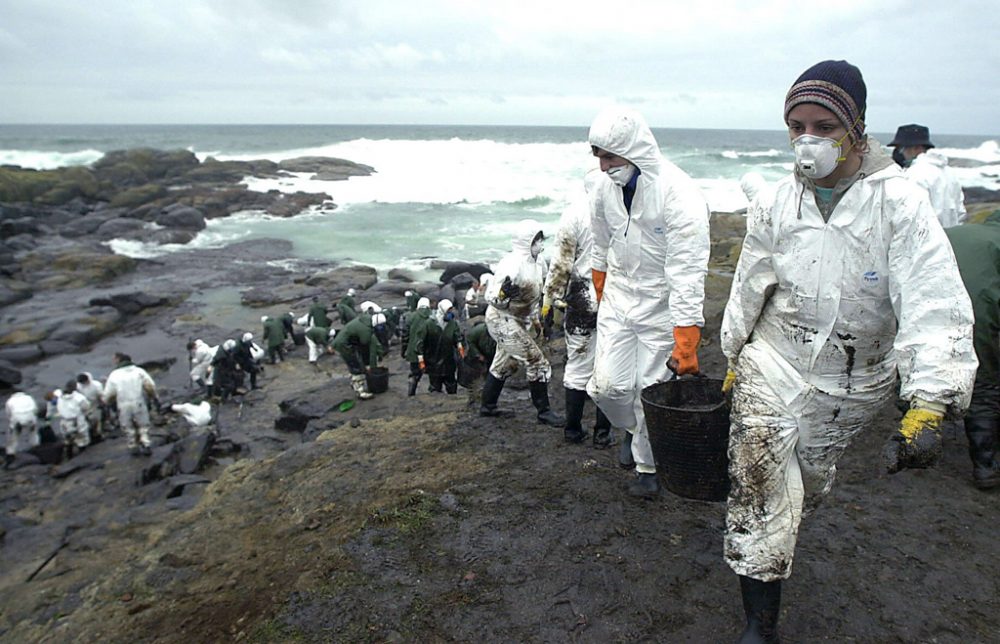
[888, 124, 935, 148]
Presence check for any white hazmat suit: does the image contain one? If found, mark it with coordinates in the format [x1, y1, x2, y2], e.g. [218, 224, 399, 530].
[76, 373, 104, 437]
[905, 149, 967, 228]
[545, 185, 600, 391]
[721, 141, 977, 581]
[485, 220, 551, 383]
[55, 389, 91, 449]
[5, 392, 39, 456]
[586, 106, 711, 475]
[189, 339, 216, 388]
[103, 362, 158, 451]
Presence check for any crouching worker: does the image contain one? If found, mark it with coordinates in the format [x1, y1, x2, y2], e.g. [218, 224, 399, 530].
[5, 391, 39, 468]
[331, 311, 385, 400]
[481, 219, 564, 426]
[235, 332, 263, 390]
[103, 352, 160, 456]
[305, 325, 336, 367]
[720, 60, 977, 642]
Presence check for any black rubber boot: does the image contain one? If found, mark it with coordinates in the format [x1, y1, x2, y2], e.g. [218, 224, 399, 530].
[737, 575, 781, 644]
[965, 417, 1000, 490]
[593, 406, 612, 449]
[619, 429, 635, 468]
[407, 376, 419, 397]
[627, 472, 659, 498]
[479, 373, 506, 417]
[530, 381, 565, 427]
[563, 387, 587, 443]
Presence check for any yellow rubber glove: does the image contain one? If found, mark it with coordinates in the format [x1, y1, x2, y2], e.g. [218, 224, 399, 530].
[541, 295, 553, 319]
[592, 269, 607, 304]
[668, 326, 701, 375]
[883, 403, 945, 474]
[722, 369, 736, 393]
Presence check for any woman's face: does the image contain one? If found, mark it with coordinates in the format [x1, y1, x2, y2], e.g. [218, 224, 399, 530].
[786, 102, 863, 186]
[786, 103, 847, 142]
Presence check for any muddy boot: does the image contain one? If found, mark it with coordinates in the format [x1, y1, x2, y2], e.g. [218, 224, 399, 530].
[530, 381, 565, 427]
[593, 406, 612, 449]
[479, 373, 506, 417]
[352, 375, 374, 400]
[737, 575, 781, 643]
[407, 376, 420, 397]
[619, 429, 635, 469]
[965, 417, 1000, 490]
[563, 387, 587, 443]
[627, 472, 659, 498]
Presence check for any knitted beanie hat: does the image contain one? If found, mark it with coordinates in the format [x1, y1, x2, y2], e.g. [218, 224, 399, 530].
[784, 60, 867, 142]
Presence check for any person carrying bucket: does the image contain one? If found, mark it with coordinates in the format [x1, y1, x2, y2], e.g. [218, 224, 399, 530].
[720, 59, 976, 642]
[585, 105, 711, 498]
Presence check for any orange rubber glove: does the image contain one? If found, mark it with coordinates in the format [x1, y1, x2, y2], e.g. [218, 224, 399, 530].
[457, 345, 466, 359]
[418, 355, 426, 372]
[670, 326, 701, 375]
[592, 269, 607, 304]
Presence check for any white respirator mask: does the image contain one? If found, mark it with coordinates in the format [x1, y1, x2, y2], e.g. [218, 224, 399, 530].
[791, 134, 848, 179]
[606, 162, 637, 187]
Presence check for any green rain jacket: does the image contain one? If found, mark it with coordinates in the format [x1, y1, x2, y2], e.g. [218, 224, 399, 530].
[338, 295, 357, 324]
[308, 303, 330, 328]
[404, 308, 432, 363]
[331, 312, 383, 369]
[466, 321, 497, 362]
[946, 210, 1000, 378]
[263, 317, 286, 350]
[305, 325, 332, 348]
[431, 317, 463, 369]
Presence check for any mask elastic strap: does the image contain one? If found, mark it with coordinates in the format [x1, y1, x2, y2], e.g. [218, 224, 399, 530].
[835, 113, 865, 161]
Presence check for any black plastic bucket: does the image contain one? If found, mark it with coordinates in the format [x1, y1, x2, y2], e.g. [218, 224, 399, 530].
[641, 378, 731, 502]
[366, 367, 390, 394]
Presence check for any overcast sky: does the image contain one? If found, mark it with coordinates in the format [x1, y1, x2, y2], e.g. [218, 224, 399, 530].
[2, 0, 998, 134]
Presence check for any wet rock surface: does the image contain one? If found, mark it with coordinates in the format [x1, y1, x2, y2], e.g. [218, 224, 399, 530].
[0, 179, 998, 642]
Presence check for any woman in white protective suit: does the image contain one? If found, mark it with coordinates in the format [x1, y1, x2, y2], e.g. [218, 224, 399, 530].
[720, 60, 977, 643]
[543, 170, 611, 446]
[586, 106, 711, 498]
[480, 219, 565, 427]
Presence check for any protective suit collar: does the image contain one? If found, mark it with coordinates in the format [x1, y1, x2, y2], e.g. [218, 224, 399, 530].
[912, 149, 948, 169]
